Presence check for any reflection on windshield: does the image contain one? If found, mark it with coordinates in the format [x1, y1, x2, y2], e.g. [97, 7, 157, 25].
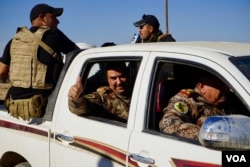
[230, 56, 250, 81]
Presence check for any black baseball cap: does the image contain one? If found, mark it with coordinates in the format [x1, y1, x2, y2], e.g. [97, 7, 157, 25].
[133, 14, 160, 29]
[30, 4, 63, 22]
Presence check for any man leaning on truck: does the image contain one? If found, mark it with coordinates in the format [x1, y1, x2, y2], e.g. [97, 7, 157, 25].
[0, 3, 79, 121]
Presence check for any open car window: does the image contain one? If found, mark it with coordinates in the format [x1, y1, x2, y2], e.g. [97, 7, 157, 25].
[76, 59, 141, 126]
[146, 59, 250, 142]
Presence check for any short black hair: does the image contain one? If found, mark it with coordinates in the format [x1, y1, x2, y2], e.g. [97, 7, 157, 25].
[106, 62, 128, 71]
[197, 70, 227, 90]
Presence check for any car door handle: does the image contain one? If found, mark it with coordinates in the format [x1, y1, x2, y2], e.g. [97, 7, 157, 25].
[56, 134, 74, 144]
[129, 153, 155, 165]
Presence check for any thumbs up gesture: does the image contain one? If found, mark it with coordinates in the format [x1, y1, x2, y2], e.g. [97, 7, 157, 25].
[68, 76, 83, 100]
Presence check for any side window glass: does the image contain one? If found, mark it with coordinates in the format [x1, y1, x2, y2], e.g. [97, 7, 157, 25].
[147, 61, 250, 142]
[69, 59, 141, 126]
[148, 62, 196, 131]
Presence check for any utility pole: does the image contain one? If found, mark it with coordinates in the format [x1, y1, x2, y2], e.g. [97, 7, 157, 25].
[165, 0, 169, 33]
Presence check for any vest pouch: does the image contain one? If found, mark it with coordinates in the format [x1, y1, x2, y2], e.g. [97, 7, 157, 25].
[0, 80, 11, 101]
[6, 94, 46, 121]
[9, 56, 32, 88]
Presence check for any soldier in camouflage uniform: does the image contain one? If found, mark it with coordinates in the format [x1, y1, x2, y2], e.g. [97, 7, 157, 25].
[159, 72, 230, 140]
[68, 62, 131, 123]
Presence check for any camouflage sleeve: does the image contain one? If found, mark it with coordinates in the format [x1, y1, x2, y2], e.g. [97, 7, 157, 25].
[68, 95, 88, 115]
[87, 87, 129, 120]
[68, 90, 104, 116]
[69, 87, 129, 121]
[159, 94, 200, 140]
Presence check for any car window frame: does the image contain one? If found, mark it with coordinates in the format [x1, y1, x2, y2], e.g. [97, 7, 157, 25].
[144, 57, 250, 145]
[75, 57, 142, 127]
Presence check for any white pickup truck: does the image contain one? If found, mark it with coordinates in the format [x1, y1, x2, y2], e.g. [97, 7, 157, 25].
[1, 42, 250, 167]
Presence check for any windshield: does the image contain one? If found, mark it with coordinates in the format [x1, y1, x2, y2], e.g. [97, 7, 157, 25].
[230, 56, 250, 81]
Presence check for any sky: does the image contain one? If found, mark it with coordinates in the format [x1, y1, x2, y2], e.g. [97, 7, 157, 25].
[1, 0, 250, 53]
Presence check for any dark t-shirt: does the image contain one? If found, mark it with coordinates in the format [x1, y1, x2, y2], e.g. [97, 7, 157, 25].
[0, 26, 79, 99]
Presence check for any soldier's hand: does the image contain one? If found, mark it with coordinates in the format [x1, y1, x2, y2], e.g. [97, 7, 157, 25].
[68, 76, 83, 100]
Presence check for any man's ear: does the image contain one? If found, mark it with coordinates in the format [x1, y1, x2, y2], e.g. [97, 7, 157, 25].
[148, 25, 154, 33]
[38, 13, 46, 22]
[198, 82, 206, 94]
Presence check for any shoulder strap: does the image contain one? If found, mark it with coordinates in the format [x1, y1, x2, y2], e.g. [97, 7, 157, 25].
[19, 26, 61, 62]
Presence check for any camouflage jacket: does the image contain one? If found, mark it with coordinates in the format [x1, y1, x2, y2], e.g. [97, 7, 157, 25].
[159, 88, 225, 140]
[68, 86, 130, 122]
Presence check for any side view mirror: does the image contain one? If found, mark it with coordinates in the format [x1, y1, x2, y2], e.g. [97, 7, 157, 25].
[199, 115, 250, 151]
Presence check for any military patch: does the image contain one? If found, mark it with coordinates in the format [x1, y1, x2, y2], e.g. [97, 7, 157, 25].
[84, 94, 96, 99]
[174, 102, 188, 114]
[97, 86, 110, 93]
[180, 89, 194, 97]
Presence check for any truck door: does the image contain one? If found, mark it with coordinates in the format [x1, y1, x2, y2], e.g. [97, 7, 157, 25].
[127, 53, 222, 167]
[51, 51, 144, 167]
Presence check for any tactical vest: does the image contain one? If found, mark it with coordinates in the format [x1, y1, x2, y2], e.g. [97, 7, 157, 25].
[9, 26, 60, 89]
